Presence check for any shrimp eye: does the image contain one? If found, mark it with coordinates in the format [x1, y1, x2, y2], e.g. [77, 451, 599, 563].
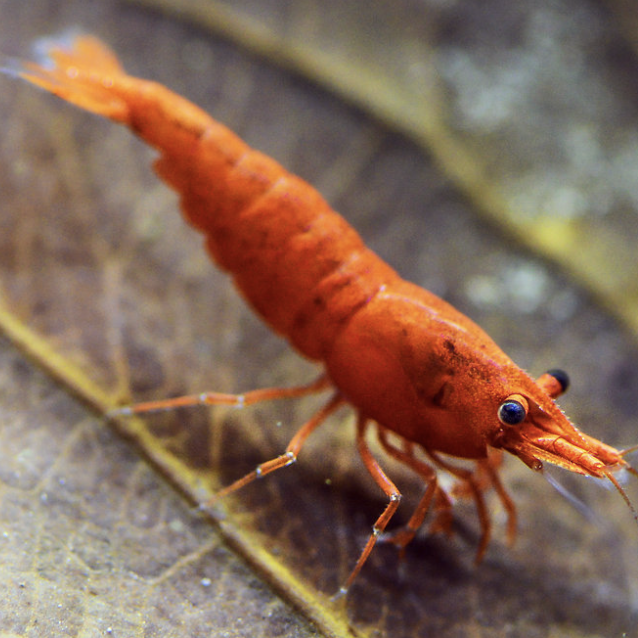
[545, 368, 570, 393]
[498, 398, 527, 426]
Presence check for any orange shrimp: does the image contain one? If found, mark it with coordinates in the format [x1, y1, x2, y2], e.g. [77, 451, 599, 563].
[7, 33, 636, 595]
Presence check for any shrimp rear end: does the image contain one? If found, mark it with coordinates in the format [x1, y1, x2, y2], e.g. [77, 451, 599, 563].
[12, 33, 400, 362]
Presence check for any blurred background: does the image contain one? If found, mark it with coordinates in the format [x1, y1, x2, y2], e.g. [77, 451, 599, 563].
[1, 1, 637, 636]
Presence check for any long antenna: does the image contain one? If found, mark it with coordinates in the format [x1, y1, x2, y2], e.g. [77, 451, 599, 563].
[603, 468, 638, 527]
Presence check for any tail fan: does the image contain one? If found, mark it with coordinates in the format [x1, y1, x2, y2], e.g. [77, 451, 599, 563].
[3, 32, 129, 123]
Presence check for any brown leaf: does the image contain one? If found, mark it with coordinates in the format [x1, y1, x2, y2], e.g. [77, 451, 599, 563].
[1, 1, 638, 637]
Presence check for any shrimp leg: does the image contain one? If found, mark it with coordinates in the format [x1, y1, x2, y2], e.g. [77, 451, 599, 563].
[108, 375, 331, 416]
[426, 451, 492, 562]
[376, 429, 441, 553]
[207, 393, 345, 502]
[335, 416, 403, 598]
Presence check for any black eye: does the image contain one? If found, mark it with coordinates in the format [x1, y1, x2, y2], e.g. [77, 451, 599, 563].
[498, 399, 527, 426]
[545, 368, 570, 393]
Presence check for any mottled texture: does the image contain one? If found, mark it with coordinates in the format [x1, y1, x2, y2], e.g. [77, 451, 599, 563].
[1, 1, 638, 637]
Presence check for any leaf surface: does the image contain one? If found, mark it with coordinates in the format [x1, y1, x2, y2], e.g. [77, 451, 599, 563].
[1, 1, 638, 636]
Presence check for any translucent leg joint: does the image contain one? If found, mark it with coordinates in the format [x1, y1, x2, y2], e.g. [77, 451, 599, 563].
[331, 586, 349, 602]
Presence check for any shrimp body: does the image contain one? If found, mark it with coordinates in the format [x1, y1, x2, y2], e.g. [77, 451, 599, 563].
[10, 34, 634, 591]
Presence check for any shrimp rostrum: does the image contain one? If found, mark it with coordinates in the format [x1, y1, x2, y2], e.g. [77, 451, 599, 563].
[7, 33, 636, 594]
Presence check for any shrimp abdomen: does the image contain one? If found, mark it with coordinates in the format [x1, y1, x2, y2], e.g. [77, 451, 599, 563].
[15, 34, 399, 359]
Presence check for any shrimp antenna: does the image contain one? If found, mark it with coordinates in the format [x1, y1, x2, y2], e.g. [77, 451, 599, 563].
[603, 468, 638, 527]
[619, 446, 638, 479]
[620, 443, 638, 458]
[0, 54, 23, 78]
[543, 470, 598, 523]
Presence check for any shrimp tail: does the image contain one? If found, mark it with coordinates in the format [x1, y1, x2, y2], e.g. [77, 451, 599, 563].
[7, 32, 129, 123]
